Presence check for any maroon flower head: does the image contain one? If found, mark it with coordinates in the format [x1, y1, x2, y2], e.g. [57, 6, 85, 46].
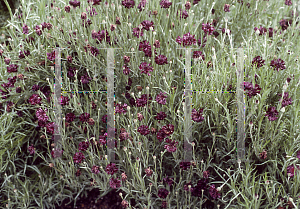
[79, 112, 90, 123]
[164, 138, 179, 152]
[177, 9, 189, 19]
[65, 112, 76, 122]
[285, 0, 292, 6]
[139, 62, 154, 76]
[191, 108, 204, 122]
[155, 92, 168, 105]
[91, 165, 100, 174]
[270, 58, 286, 71]
[141, 20, 154, 31]
[265, 106, 279, 121]
[122, 0, 135, 8]
[158, 188, 169, 199]
[287, 164, 300, 178]
[22, 24, 29, 34]
[109, 177, 121, 189]
[29, 94, 42, 105]
[155, 111, 167, 121]
[78, 141, 90, 152]
[81, 73, 92, 84]
[106, 162, 119, 175]
[224, 4, 230, 12]
[36, 107, 49, 122]
[7, 64, 19, 73]
[252, 56, 265, 69]
[155, 55, 168, 65]
[160, 0, 172, 8]
[137, 125, 150, 136]
[64, 5, 71, 12]
[61, 95, 70, 106]
[28, 144, 35, 155]
[202, 23, 215, 35]
[132, 27, 144, 38]
[145, 167, 153, 176]
[137, 0, 147, 11]
[73, 152, 85, 164]
[193, 51, 205, 61]
[180, 161, 191, 170]
[69, 0, 81, 8]
[209, 184, 221, 199]
[185, 1, 191, 10]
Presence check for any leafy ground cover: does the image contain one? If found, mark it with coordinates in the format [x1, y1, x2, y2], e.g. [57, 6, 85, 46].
[0, 0, 300, 208]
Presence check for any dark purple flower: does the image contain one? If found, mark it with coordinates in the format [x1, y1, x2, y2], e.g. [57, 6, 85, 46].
[79, 112, 90, 123]
[67, 55, 72, 63]
[122, 0, 135, 9]
[32, 84, 40, 91]
[64, 5, 71, 12]
[191, 178, 209, 197]
[297, 150, 300, 160]
[268, 27, 275, 37]
[123, 65, 131, 75]
[78, 141, 90, 151]
[36, 107, 49, 122]
[184, 181, 193, 192]
[28, 144, 35, 155]
[109, 177, 121, 189]
[155, 55, 168, 65]
[279, 19, 292, 30]
[87, 0, 102, 6]
[193, 51, 205, 61]
[270, 58, 286, 71]
[202, 23, 215, 35]
[203, 170, 210, 179]
[47, 50, 56, 61]
[99, 134, 107, 145]
[67, 67, 76, 78]
[141, 20, 154, 31]
[265, 106, 279, 121]
[60, 95, 70, 106]
[209, 184, 221, 199]
[123, 55, 131, 64]
[16, 87, 22, 93]
[278, 92, 293, 107]
[161, 124, 174, 136]
[224, 4, 230, 12]
[51, 148, 63, 159]
[191, 108, 204, 122]
[45, 122, 55, 135]
[177, 9, 189, 19]
[180, 161, 191, 170]
[73, 152, 85, 164]
[155, 111, 167, 121]
[19, 50, 30, 59]
[137, 125, 150, 136]
[65, 112, 76, 122]
[132, 27, 144, 38]
[160, 0, 172, 8]
[252, 56, 265, 69]
[197, 36, 207, 48]
[254, 26, 267, 36]
[164, 138, 178, 153]
[7, 64, 19, 73]
[81, 73, 92, 84]
[285, 0, 292, 6]
[158, 188, 169, 199]
[137, 0, 147, 11]
[287, 164, 300, 178]
[157, 129, 167, 142]
[193, 0, 201, 5]
[139, 62, 154, 76]
[106, 162, 118, 175]
[144, 167, 153, 176]
[156, 92, 167, 105]
[29, 94, 42, 105]
[185, 1, 191, 10]
[91, 165, 100, 174]
[115, 103, 128, 114]
[69, 0, 81, 8]
[86, 7, 98, 16]
[4, 57, 11, 65]
[22, 24, 29, 34]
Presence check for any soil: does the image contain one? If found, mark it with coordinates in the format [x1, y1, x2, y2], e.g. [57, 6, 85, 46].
[53, 188, 128, 209]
